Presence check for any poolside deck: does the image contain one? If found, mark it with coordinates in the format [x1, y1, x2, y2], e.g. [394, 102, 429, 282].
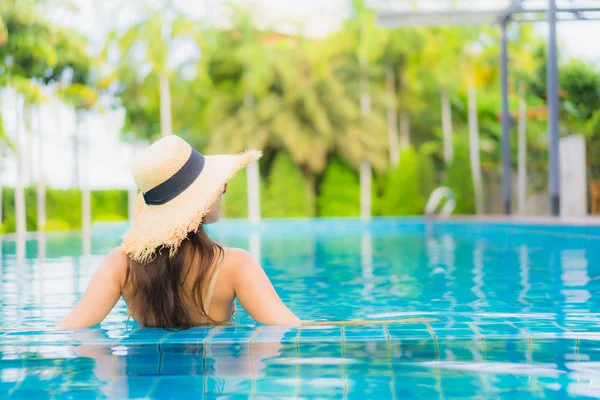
[438, 215, 600, 226]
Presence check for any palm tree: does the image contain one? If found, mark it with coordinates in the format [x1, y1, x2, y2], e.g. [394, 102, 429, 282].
[200, 7, 275, 222]
[421, 28, 473, 165]
[332, 0, 389, 220]
[10, 78, 47, 236]
[0, 1, 53, 235]
[1, 0, 92, 234]
[463, 34, 499, 215]
[509, 26, 537, 215]
[381, 28, 427, 166]
[109, 10, 197, 138]
[57, 83, 98, 240]
[0, 112, 5, 224]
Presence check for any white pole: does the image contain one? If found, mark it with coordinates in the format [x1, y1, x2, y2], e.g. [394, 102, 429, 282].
[128, 141, 140, 223]
[79, 111, 91, 255]
[386, 68, 399, 167]
[468, 79, 483, 215]
[441, 86, 454, 165]
[36, 105, 46, 231]
[15, 95, 26, 239]
[400, 109, 410, 149]
[360, 160, 372, 222]
[247, 159, 260, 224]
[0, 132, 4, 224]
[360, 60, 372, 222]
[517, 83, 528, 216]
[159, 72, 173, 137]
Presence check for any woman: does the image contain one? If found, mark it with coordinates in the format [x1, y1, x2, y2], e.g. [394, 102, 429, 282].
[59, 135, 300, 329]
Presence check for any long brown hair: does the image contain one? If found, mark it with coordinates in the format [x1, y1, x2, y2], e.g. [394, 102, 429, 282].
[124, 226, 224, 329]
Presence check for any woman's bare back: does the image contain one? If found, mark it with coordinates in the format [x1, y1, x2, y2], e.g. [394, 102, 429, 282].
[58, 247, 300, 329]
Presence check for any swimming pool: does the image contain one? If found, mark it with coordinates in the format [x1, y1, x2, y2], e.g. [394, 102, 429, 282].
[1, 218, 600, 399]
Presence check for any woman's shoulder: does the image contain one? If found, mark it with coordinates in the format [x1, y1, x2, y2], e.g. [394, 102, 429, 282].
[221, 247, 260, 273]
[223, 247, 253, 261]
[100, 247, 129, 287]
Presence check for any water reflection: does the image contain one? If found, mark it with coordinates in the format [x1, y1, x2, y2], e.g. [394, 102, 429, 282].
[249, 231, 261, 262]
[1, 220, 599, 329]
[518, 245, 530, 312]
[471, 240, 487, 310]
[3, 325, 600, 398]
[361, 232, 374, 302]
[1, 220, 600, 397]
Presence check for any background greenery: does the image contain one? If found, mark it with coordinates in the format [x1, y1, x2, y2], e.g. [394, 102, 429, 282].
[1, 0, 600, 232]
[0, 187, 129, 233]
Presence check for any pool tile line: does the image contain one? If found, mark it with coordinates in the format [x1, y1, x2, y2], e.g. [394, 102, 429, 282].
[435, 367, 445, 400]
[144, 376, 161, 400]
[466, 322, 486, 360]
[506, 320, 532, 363]
[249, 327, 260, 399]
[201, 326, 220, 400]
[424, 322, 439, 361]
[112, 327, 140, 376]
[505, 321, 529, 339]
[383, 324, 397, 400]
[341, 325, 347, 400]
[551, 321, 571, 332]
[112, 326, 142, 345]
[157, 329, 179, 376]
[9, 335, 32, 395]
[294, 327, 301, 399]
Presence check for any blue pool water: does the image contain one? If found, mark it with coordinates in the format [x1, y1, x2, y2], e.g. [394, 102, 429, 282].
[1, 219, 600, 399]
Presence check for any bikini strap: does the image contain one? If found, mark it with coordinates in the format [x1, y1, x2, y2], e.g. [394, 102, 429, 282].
[204, 263, 224, 313]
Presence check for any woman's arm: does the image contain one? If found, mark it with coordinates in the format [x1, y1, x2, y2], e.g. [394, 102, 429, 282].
[229, 249, 301, 325]
[57, 248, 127, 329]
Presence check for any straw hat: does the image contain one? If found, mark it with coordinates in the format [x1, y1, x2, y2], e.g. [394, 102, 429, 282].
[121, 135, 261, 263]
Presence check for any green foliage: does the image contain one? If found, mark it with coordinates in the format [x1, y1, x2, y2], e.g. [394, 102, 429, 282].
[561, 60, 600, 121]
[6, 2, 600, 221]
[46, 188, 82, 229]
[1, 187, 129, 233]
[2, 186, 37, 231]
[586, 110, 600, 179]
[379, 147, 425, 216]
[262, 152, 314, 218]
[0, 1, 91, 84]
[442, 139, 476, 215]
[222, 168, 248, 219]
[416, 148, 437, 199]
[91, 190, 128, 221]
[317, 158, 360, 217]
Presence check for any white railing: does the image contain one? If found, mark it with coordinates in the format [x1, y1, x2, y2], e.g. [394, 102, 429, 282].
[425, 187, 456, 217]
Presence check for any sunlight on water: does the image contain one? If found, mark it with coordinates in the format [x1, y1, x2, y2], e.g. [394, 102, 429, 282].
[1, 219, 600, 398]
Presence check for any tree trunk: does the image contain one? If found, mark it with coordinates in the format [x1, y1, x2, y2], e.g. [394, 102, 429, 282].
[468, 79, 484, 215]
[0, 138, 4, 224]
[517, 82, 528, 216]
[78, 110, 92, 253]
[360, 60, 372, 222]
[15, 97, 26, 238]
[25, 105, 34, 185]
[386, 67, 399, 167]
[128, 142, 139, 224]
[247, 158, 260, 224]
[72, 110, 80, 188]
[36, 106, 46, 231]
[400, 109, 410, 150]
[360, 159, 372, 222]
[159, 71, 173, 137]
[441, 86, 453, 165]
[244, 92, 261, 224]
